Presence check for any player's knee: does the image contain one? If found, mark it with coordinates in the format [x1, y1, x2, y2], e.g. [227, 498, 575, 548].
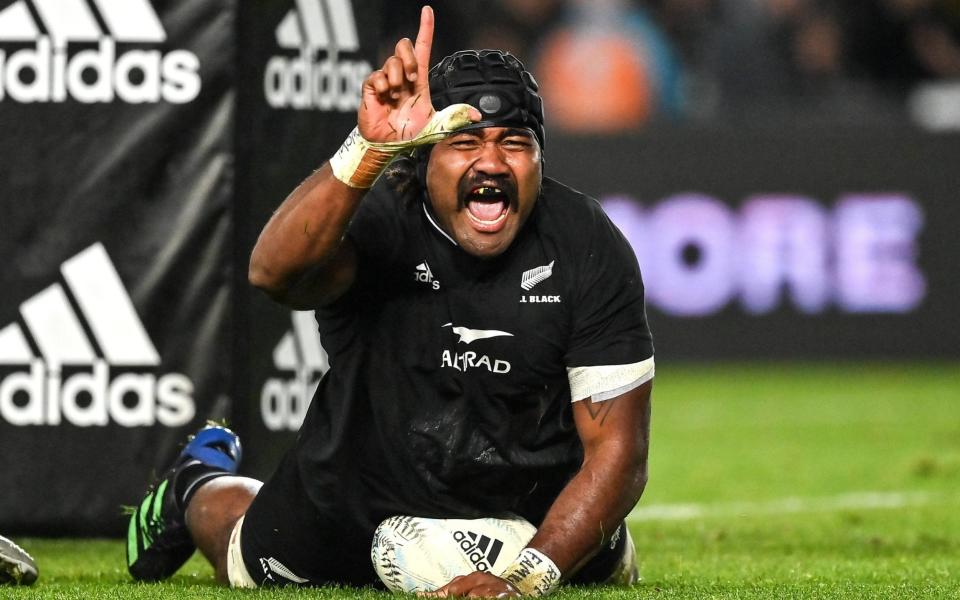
[185, 477, 261, 568]
[188, 476, 261, 519]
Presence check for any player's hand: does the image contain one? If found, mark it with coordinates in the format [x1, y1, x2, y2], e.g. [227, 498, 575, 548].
[358, 6, 478, 144]
[420, 571, 521, 598]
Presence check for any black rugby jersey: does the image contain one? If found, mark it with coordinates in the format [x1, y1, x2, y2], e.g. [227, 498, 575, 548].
[294, 177, 653, 532]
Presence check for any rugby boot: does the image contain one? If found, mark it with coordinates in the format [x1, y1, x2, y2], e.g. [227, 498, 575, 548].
[127, 423, 242, 581]
[0, 535, 38, 585]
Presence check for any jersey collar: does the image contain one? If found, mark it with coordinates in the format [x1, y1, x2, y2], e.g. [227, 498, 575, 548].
[421, 200, 459, 247]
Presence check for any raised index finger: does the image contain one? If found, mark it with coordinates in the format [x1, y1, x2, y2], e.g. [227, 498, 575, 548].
[413, 5, 434, 91]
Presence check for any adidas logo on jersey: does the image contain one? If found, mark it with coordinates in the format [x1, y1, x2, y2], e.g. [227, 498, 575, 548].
[0, 0, 201, 104]
[414, 261, 440, 290]
[264, 0, 372, 111]
[0, 243, 195, 428]
[452, 530, 505, 573]
[260, 310, 328, 431]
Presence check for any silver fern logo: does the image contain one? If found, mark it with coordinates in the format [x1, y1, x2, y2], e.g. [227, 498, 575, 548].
[520, 261, 555, 291]
[259, 557, 308, 584]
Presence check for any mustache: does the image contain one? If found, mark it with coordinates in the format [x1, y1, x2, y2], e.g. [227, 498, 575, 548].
[457, 173, 518, 207]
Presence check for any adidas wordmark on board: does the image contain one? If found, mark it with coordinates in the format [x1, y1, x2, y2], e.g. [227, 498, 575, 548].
[0, 0, 201, 104]
[260, 310, 328, 431]
[0, 243, 195, 427]
[264, 0, 372, 111]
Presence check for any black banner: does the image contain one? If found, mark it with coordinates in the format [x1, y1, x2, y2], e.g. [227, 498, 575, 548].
[0, 0, 235, 535]
[546, 127, 960, 359]
[232, 0, 384, 478]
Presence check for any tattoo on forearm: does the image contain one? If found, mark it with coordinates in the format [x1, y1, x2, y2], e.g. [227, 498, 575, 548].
[584, 398, 617, 426]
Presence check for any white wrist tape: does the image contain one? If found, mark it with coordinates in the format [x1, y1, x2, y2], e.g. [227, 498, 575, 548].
[329, 103, 477, 189]
[500, 548, 561, 596]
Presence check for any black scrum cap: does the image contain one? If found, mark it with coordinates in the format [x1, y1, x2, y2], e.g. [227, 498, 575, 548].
[429, 50, 545, 150]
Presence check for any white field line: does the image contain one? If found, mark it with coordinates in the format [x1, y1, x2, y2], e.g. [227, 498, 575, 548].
[628, 491, 948, 522]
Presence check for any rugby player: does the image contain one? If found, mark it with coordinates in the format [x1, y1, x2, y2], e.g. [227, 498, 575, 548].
[127, 7, 654, 596]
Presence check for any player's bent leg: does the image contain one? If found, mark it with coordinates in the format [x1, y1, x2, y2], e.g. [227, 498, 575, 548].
[126, 423, 243, 582]
[225, 515, 258, 588]
[232, 449, 384, 589]
[185, 476, 261, 584]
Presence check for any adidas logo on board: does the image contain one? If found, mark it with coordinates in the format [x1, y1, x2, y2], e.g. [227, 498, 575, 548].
[264, 0, 372, 111]
[0, 0, 201, 104]
[0, 243, 195, 427]
[260, 310, 328, 431]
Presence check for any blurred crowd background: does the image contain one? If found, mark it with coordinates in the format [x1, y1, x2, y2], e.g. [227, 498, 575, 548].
[383, 0, 960, 131]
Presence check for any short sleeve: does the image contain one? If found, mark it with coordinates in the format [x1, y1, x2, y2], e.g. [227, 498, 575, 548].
[344, 181, 405, 267]
[564, 200, 654, 400]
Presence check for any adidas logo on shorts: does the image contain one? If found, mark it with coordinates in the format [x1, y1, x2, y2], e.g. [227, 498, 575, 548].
[260, 311, 328, 431]
[263, 0, 372, 111]
[0, 0, 201, 104]
[0, 243, 195, 427]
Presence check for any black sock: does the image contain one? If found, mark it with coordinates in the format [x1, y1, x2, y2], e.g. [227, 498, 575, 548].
[173, 460, 232, 509]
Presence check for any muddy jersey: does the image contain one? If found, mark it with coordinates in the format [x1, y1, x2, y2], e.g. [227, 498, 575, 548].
[294, 177, 654, 531]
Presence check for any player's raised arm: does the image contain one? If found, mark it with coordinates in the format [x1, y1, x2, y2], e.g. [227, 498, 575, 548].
[248, 6, 478, 309]
[357, 5, 435, 144]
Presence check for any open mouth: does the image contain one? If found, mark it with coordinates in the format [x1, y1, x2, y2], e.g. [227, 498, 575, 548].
[465, 185, 510, 231]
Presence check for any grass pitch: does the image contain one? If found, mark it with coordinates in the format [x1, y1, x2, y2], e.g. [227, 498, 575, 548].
[6, 362, 959, 599]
